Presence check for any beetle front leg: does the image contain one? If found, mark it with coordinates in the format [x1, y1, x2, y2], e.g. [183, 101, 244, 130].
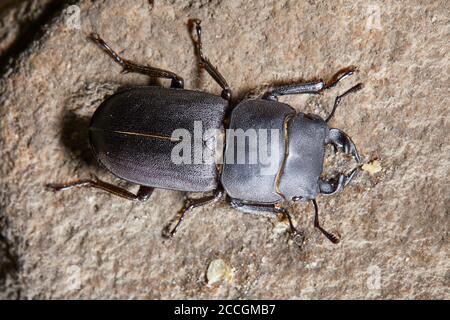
[262, 66, 360, 101]
[262, 81, 325, 101]
[190, 19, 232, 100]
[46, 176, 154, 202]
[88, 33, 184, 89]
[162, 188, 224, 238]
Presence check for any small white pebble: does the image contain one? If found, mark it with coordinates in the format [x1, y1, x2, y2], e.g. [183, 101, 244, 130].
[362, 160, 382, 175]
[206, 259, 233, 286]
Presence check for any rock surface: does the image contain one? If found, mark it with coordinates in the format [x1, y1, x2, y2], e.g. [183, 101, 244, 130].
[0, 0, 448, 299]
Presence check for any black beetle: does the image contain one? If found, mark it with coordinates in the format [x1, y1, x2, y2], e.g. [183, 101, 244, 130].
[48, 19, 363, 245]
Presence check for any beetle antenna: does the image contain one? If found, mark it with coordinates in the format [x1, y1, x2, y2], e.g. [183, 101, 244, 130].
[326, 83, 363, 123]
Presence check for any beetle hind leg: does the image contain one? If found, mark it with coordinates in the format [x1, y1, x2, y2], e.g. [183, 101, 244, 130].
[88, 33, 184, 88]
[46, 176, 154, 202]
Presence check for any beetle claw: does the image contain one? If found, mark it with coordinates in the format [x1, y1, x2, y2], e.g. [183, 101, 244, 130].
[323, 230, 341, 244]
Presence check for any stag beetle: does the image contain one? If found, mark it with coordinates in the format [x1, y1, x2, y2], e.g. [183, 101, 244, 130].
[48, 19, 363, 245]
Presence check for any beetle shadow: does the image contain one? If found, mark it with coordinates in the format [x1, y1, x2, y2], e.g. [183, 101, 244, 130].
[0, 0, 69, 77]
[60, 110, 101, 172]
[59, 80, 167, 175]
[0, 228, 20, 299]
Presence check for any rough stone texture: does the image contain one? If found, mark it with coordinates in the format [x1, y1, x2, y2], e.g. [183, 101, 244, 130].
[0, 0, 59, 68]
[0, 0, 448, 299]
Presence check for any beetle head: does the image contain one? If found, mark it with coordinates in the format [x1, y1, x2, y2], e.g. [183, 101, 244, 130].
[320, 128, 361, 196]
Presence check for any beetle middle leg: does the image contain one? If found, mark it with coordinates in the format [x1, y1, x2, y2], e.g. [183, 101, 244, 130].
[46, 176, 154, 202]
[88, 33, 184, 89]
[190, 19, 232, 101]
[162, 188, 224, 238]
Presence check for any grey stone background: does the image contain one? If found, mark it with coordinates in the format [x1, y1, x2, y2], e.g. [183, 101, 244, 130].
[0, 0, 448, 299]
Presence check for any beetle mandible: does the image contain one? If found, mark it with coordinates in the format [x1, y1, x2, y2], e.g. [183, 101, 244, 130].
[48, 19, 363, 245]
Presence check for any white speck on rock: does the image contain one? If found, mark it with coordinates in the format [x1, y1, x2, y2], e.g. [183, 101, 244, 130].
[206, 259, 233, 286]
[362, 160, 382, 175]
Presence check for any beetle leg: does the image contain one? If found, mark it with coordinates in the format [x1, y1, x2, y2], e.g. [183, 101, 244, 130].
[278, 207, 305, 246]
[262, 66, 360, 101]
[190, 19, 232, 100]
[262, 81, 325, 101]
[88, 33, 184, 89]
[312, 199, 340, 244]
[229, 199, 281, 215]
[46, 176, 154, 202]
[162, 188, 224, 238]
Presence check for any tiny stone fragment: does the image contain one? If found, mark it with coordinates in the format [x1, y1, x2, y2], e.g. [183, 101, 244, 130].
[206, 259, 233, 285]
[362, 160, 382, 175]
